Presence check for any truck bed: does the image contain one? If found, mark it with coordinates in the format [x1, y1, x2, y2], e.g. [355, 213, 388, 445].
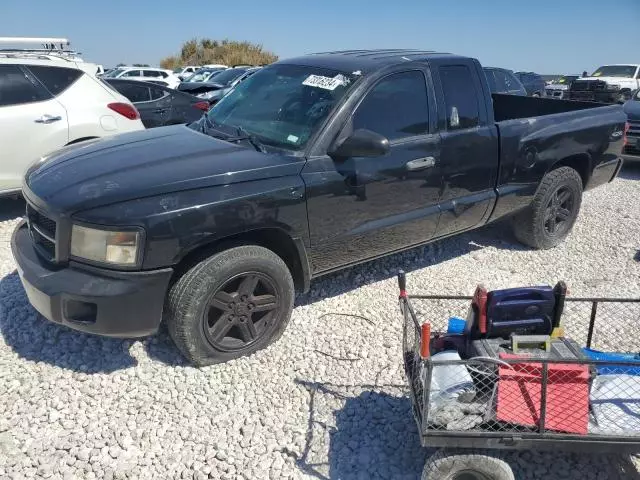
[491, 93, 610, 122]
[489, 94, 625, 222]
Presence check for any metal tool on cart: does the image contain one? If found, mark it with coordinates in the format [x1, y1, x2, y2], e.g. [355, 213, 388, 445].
[397, 270, 640, 480]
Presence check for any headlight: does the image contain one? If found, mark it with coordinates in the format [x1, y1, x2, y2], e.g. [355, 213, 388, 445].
[71, 225, 141, 266]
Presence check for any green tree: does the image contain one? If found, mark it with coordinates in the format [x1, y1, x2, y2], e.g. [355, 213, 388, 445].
[161, 38, 277, 70]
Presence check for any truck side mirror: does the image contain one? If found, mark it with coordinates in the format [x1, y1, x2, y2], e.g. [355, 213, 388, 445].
[328, 129, 390, 159]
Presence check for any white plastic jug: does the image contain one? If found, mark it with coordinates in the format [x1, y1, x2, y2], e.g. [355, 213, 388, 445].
[426, 350, 476, 405]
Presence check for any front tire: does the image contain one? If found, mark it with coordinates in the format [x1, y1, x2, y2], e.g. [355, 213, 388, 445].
[512, 166, 583, 249]
[422, 448, 515, 480]
[166, 245, 294, 366]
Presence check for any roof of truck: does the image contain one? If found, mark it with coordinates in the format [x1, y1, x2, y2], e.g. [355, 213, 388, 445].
[278, 49, 467, 74]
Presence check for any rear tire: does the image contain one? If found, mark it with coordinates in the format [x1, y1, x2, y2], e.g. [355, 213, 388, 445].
[512, 166, 583, 249]
[165, 245, 294, 366]
[422, 448, 515, 480]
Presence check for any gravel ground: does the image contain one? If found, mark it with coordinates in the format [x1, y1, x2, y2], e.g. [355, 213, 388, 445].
[1, 165, 639, 480]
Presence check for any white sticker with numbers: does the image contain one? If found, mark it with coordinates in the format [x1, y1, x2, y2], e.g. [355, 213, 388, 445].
[302, 74, 343, 90]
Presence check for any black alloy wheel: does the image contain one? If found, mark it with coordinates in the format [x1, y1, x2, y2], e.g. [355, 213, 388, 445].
[165, 245, 295, 366]
[203, 272, 280, 352]
[543, 186, 575, 237]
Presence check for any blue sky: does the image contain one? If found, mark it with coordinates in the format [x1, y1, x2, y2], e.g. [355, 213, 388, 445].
[2, 0, 638, 73]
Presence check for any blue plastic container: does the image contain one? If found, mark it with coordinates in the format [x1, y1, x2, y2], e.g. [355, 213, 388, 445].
[582, 348, 640, 375]
[447, 317, 466, 334]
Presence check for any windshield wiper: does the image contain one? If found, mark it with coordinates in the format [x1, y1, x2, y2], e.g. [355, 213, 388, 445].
[226, 126, 266, 153]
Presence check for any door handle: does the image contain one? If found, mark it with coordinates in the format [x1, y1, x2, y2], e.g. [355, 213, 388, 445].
[153, 108, 168, 114]
[406, 156, 436, 171]
[35, 114, 62, 124]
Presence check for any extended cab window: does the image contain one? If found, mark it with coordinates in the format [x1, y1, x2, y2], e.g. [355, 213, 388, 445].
[0, 65, 50, 106]
[440, 65, 480, 129]
[353, 71, 429, 140]
[27, 66, 82, 96]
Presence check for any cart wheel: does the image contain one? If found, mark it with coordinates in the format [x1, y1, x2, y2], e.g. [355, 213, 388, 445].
[422, 448, 515, 480]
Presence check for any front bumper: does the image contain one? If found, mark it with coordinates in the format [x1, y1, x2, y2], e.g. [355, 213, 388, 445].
[11, 220, 173, 337]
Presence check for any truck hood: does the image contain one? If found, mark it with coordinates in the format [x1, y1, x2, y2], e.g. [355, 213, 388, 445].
[24, 125, 304, 213]
[577, 76, 637, 86]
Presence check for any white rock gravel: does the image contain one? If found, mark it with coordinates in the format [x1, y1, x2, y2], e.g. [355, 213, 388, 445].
[0, 166, 639, 480]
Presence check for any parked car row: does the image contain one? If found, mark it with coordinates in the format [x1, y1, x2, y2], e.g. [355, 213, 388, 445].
[568, 64, 640, 104]
[0, 38, 145, 196]
[101, 66, 181, 89]
[104, 79, 210, 128]
[177, 66, 262, 104]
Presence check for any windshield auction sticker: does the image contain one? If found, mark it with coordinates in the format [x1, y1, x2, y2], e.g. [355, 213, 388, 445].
[302, 74, 344, 90]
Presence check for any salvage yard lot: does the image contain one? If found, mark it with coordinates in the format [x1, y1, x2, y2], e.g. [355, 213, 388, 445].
[1, 165, 639, 480]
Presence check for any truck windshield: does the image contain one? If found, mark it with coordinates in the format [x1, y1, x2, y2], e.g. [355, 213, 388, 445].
[554, 76, 578, 84]
[203, 64, 357, 150]
[591, 65, 637, 78]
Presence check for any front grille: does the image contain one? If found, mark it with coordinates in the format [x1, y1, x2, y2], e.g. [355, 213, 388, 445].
[26, 204, 57, 261]
[571, 80, 607, 92]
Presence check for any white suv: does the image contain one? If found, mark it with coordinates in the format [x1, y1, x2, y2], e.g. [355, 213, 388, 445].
[103, 67, 181, 89]
[0, 55, 145, 196]
[173, 65, 199, 80]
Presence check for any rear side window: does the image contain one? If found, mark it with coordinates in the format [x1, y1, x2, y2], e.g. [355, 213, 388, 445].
[112, 82, 150, 103]
[352, 70, 429, 141]
[27, 66, 82, 96]
[503, 71, 521, 91]
[492, 70, 508, 92]
[484, 70, 497, 93]
[150, 87, 168, 100]
[0, 65, 50, 106]
[439, 65, 480, 130]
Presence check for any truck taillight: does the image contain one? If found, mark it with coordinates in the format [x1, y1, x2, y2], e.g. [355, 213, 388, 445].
[108, 102, 140, 120]
[193, 101, 210, 112]
[623, 121, 630, 146]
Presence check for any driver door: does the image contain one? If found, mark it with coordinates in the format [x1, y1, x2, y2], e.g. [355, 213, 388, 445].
[303, 69, 443, 273]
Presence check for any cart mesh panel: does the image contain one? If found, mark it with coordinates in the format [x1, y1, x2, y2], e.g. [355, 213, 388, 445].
[402, 296, 640, 439]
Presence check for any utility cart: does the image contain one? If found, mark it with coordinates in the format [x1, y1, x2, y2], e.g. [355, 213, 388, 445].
[398, 271, 640, 480]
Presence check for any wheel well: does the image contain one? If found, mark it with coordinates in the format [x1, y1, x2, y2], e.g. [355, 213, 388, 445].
[66, 136, 99, 146]
[550, 154, 590, 189]
[174, 229, 307, 292]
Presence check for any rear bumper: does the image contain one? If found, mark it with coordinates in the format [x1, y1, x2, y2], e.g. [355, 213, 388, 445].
[12, 220, 173, 337]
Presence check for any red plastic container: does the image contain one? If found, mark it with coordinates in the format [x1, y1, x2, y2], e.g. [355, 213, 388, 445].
[496, 354, 590, 434]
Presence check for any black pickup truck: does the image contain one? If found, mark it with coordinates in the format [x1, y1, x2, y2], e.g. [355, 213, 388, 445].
[12, 50, 625, 366]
